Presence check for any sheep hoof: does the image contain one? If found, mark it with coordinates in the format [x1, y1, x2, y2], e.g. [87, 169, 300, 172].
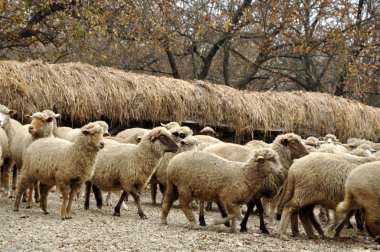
[199, 217, 206, 226]
[261, 228, 269, 234]
[113, 212, 121, 217]
[161, 219, 168, 225]
[84, 203, 89, 210]
[13, 208, 19, 212]
[26, 205, 32, 209]
[43, 212, 49, 215]
[139, 213, 147, 219]
[240, 226, 248, 232]
[224, 221, 230, 228]
[375, 236, 379, 244]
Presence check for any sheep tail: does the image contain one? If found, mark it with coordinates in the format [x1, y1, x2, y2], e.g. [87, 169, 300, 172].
[336, 189, 353, 215]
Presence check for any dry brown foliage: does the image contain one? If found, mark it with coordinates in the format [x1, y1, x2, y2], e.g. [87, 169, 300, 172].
[0, 60, 379, 141]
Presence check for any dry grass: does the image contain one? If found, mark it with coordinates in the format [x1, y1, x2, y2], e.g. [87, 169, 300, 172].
[0, 60, 379, 141]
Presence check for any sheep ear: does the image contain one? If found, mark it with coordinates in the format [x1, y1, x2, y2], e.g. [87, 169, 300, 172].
[46, 117, 54, 123]
[103, 132, 111, 137]
[54, 113, 61, 118]
[281, 139, 289, 146]
[82, 130, 90, 136]
[256, 156, 265, 163]
[8, 110, 17, 116]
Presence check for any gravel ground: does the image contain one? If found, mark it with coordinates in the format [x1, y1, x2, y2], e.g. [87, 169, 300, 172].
[0, 190, 379, 252]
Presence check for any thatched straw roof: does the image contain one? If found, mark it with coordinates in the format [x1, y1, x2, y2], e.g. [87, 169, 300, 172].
[0, 60, 379, 142]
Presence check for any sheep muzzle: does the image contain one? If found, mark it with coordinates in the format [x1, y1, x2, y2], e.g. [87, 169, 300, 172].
[159, 135, 178, 153]
[256, 156, 265, 163]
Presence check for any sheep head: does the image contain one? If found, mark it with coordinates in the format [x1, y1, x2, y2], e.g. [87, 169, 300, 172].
[200, 126, 216, 137]
[0, 104, 16, 128]
[179, 135, 199, 151]
[145, 127, 178, 153]
[160, 121, 180, 130]
[247, 148, 282, 178]
[169, 126, 193, 143]
[81, 122, 108, 150]
[94, 120, 109, 133]
[278, 133, 309, 160]
[28, 112, 54, 138]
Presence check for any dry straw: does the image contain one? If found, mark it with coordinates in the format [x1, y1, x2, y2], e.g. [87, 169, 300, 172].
[0, 60, 379, 141]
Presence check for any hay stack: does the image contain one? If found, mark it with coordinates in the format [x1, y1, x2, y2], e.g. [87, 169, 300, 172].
[0, 60, 379, 142]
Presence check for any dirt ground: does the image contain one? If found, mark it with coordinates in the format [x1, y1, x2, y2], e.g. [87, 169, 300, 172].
[0, 189, 378, 252]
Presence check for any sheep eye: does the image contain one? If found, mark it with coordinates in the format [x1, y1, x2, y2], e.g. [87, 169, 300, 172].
[179, 133, 186, 138]
[172, 132, 179, 136]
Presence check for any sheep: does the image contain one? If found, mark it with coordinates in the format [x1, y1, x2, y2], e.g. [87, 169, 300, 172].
[161, 122, 181, 130]
[335, 161, 380, 243]
[193, 135, 221, 151]
[13, 122, 107, 219]
[86, 127, 178, 218]
[161, 148, 283, 233]
[151, 135, 198, 205]
[10, 112, 56, 202]
[199, 126, 217, 137]
[0, 105, 19, 195]
[277, 152, 379, 239]
[55, 120, 109, 142]
[323, 134, 340, 144]
[115, 127, 150, 144]
[303, 136, 320, 152]
[245, 140, 271, 149]
[239, 133, 308, 232]
[350, 143, 375, 157]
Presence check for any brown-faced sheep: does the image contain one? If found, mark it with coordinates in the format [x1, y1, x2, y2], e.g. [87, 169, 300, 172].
[86, 127, 178, 218]
[115, 127, 150, 144]
[277, 152, 378, 239]
[161, 148, 282, 233]
[0, 104, 18, 195]
[13, 123, 107, 220]
[10, 112, 55, 203]
[335, 161, 380, 243]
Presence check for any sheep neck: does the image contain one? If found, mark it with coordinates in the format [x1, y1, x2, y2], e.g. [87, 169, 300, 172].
[271, 143, 292, 170]
[241, 163, 267, 195]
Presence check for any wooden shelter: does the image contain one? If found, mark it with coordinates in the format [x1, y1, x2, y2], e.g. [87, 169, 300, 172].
[0, 60, 379, 142]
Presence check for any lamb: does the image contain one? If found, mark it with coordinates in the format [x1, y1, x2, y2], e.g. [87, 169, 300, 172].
[55, 120, 109, 142]
[13, 122, 107, 219]
[335, 161, 380, 243]
[277, 152, 379, 239]
[86, 127, 178, 218]
[115, 127, 150, 144]
[150, 135, 198, 205]
[0, 105, 19, 194]
[161, 148, 283, 233]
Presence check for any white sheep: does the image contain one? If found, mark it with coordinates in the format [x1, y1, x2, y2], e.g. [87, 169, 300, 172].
[0, 104, 19, 195]
[13, 122, 107, 219]
[199, 126, 217, 137]
[86, 127, 178, 218]
[277, 152, 378, 239]
[160, 122, 181, 130]
[161, 148, 282, 233]
[10, 112, 55, 203]
[55, 120, 108, 142]
[335, 161, 380, 243]
[115, 127, 150, 144]
[193, 134, 221, 151]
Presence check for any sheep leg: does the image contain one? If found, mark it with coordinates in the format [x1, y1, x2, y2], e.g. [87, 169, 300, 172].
[92, 184, 103, 209]
[150, 176, 157, 205]
[13, 177, 33, 211]
[114, 191, 128, 217]
[309, 208, 325, 238]
[256, 198, 269, 234]
[277, 207, 292, 235]
[105, 191, 112, 206]
[291, 212, 300, 237]
[179, 194, 198, 229]
[198, 201, 206, 226]
[12, 165, 17, 191]
[213, 203, 239, 233]
[240, 198, 255, 232]
[364, 211, 380, 241]
[130, 190, 147, 219]
[26, 185, 34, 209]
[355, 209, 364, 231]
[34, 181, 40, 203]
[161, 183, 178, 225]
[298, 206, 317, 239]
[1, 158, 13, 196]
[84, 181, 92, 210]
[65, 186, 80, 219]
[205, 201, 213, 211]
[59, 185, 70, 220]
[216, 202, 230, 227]
[39, 183, 53, 214]
[334, 210, 355, 238]
[158, 183, 165, 203]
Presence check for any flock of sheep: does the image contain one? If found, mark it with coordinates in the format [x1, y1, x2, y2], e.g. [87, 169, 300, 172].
[0, 104, 379, 245]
